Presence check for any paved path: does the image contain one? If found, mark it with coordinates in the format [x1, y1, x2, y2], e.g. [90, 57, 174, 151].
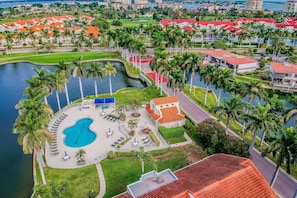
[96, 163, 106, 198]
[141, 61, 297, 198]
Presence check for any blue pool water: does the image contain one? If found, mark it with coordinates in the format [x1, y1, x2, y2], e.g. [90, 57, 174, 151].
[63, 118, 96, 147]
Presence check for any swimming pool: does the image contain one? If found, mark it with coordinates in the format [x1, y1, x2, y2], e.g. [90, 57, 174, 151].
[63, 118, 96, 148]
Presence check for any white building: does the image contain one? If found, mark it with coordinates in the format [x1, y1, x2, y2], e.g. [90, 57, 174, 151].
[283, 0, 297, 12]
[145, 96, 185, 128]
[268, 62, 297, 88]
[246, 0, 263, 11]
[202, 49, 258, 73]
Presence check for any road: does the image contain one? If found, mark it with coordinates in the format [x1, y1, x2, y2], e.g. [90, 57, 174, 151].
[142, 59, 297, 198]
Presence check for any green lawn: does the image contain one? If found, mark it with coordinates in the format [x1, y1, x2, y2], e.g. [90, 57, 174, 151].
[183, 85, 217, 111]
[101, 147, 195, 197]
[108, 18, 157, 28]
[0, 52, 122, 65]
[36, 165, 99, 197]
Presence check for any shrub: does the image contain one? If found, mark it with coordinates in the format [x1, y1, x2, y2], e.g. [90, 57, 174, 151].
[149, 131, 160, 146]
[159, 126, 184, 139]
[149, 147, 171, 156]
[184, 119, 195, 130]
[107, 151, 116, 159]
[115, 151, 136, 157]
[196, 119, 250, 157]
[72, 47, 78, 52]
[129, 130, 135, 136]
[112, 19, 122, 26]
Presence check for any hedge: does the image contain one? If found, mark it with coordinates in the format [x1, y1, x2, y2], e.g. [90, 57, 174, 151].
[158, 126, 184, 139]
[149, 131, 160, 146]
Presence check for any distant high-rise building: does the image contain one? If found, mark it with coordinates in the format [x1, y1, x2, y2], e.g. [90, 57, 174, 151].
[283, 0, 297, 12]
[246, 0, 263, 11]
[155, 0, 162, 3]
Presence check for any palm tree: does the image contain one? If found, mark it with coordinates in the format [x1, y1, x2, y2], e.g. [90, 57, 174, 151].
[86, 62, 104, 97]
[244, 103, 282, 154]
[167, 69, 186, 95]
[199, 65, 217, 105]
[33, 68, 51, 105]
[262, 126, 297, 186]
[135, 147, 157, 174]
[71, 56, 86, 101]
[102, 62, 117, 96]
[14, 98, 54, 185]
[24, 77, 48, 101]
[49, 72, 66, 111]
[185, 53, 202, 93]
[211, 94, 246, 135]
[213, 68, 233, 106]
[75, 148, 86, 163]
[53, 61, 71, 105]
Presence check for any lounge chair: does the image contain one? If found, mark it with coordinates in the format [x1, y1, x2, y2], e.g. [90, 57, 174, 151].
[114, 142, 119, 145]
[51, 151, 59, 155]
[120, 137, 124, 140]
[111, 144, 116, 147]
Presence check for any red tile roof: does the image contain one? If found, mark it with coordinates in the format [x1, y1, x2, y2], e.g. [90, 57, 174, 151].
[202, 49, 233, 57]
[270, 62, 297, 74]
[222, 57, 257, 65]
[152, 96, 179, 105]
[145, 104, 160, 121]
[116, 154, 277, 198]
[159, 106, 184, 123]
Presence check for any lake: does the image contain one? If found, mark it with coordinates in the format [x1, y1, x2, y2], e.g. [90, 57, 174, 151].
[0, 61, 145, 198]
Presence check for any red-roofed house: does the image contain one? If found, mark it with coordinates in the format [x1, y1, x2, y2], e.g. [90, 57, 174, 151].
[201, 49, 258, 73]
[116, 154, 277, 198]
[145, 96, 185, 127]
[268, 62, 297, 88]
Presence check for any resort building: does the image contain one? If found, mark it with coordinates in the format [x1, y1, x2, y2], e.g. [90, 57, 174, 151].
[283, 0, 297, 12]
[268, 62, 297, 89]
[201, 49, 258, 73]
[246, 0, 263, 11]
[145, 96, 185, 128]
[116, 154, 277, 198]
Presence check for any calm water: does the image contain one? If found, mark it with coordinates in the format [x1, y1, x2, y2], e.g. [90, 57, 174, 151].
[63, 118, 96, 148]
[0, 61, 145, 198]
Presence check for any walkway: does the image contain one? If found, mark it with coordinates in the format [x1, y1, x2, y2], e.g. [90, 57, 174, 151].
[96, 163, 106, 198]
[141, 61, 297, 198]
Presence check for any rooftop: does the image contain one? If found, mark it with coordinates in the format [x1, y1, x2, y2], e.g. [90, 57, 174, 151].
[270, 62, 297, 74]
[152, 96, 179, 106]
[116, 154, 277, 198]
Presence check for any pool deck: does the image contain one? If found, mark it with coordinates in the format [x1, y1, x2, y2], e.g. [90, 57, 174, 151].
[45, 105, 173, 169]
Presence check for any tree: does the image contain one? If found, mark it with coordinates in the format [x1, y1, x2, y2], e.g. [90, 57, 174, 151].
[211, 94, 246, 135]
[53, 61, 71, 105]
[71, 56, 86, 101]
[213, 68, 233, 106]
[135, 147, 157, 174]
[186, 53, 202, 93]
[33, 67, 51, 105]
[86, 62, 104, 97]
[244, 103, 282, 154]
[199, 65, 217, 105]
[262, 126, 297, 186]
[102, 62, 117, 96]
[75, 148, 86, 163]
[167, 69, 186, 95]
[14, 98, 54, 185]
[49, 72, 66, 111]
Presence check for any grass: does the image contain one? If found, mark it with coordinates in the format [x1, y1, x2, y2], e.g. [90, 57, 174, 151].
[166, 136, 187, 144]
[101, 147, 196, 197]
[0, 52, 122, 65]
[36, 165, 99, 197]
[183, 85, 217, 111]
[108, 17, 157, 28]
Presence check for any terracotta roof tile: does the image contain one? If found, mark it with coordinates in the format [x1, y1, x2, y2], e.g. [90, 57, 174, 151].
[202, 49, 233, 57]
[116, 154, 277, 198]
[145, 104, 160, 121]
[222, 57, 257, 65]
[159, 106, 184, 123]
[270, 62, 297, 73]
[152, 96, 179, 105]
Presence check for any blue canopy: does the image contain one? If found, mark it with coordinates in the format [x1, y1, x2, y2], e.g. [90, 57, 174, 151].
[94, 98, 115, 104]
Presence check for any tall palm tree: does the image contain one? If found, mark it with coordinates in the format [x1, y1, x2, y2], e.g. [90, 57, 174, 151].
[211, 94, 246, 135]
[167, 69, 186, 95]
[33, 68, 51, 105]
[53, 61, 71, 105]
[213, 68, 233, 106]
[24, 77, 48, 101]
[49, 72, 66, 111]
[262, 126, 297, 186]
[86, 62, 104, 97]
[244, 103, 282, 154]
[186, 53, 202, 93]
[14, 98, 54, 185]
[199, 65, 217, 105]
[71, 56, 86, 101]
[102, 62, 117, 96]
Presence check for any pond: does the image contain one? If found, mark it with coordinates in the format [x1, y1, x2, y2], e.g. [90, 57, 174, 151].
[0, 61, 146, 198]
